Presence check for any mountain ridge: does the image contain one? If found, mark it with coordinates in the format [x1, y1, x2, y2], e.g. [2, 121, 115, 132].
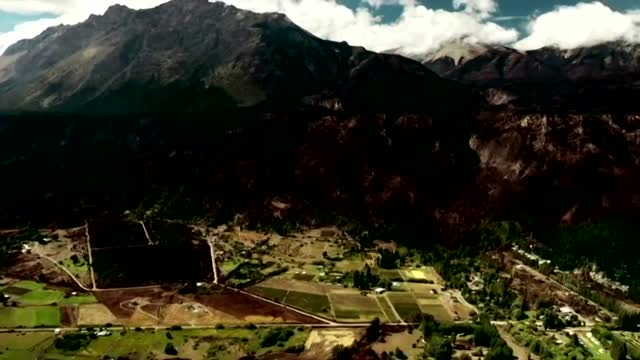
[0, 0, 464, 114]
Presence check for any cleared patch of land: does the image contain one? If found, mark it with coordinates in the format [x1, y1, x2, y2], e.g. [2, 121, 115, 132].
[305, 329, 359, 359]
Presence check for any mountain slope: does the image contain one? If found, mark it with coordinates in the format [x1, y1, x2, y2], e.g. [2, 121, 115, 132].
[0, 0, 462, 114]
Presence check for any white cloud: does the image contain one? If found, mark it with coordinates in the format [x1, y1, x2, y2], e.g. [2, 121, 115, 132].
[218, 0, 518, 54]
[361, 0, 410, 9]
[0, 0, 518, 56]
[452, 0, 498, 19]
[515, 2, 640, 50]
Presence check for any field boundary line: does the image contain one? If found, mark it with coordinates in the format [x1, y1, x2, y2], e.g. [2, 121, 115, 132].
[373, 296, 391, 322]
[235, 288, 336, 325]
[382, 294, 403, 323]
[84, 220, 97, 290]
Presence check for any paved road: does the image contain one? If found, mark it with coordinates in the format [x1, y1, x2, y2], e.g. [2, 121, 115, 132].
[0, 322, 419, 334]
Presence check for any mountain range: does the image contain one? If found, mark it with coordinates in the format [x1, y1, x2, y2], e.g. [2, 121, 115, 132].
[1, 0, 640, 244]
[0, 0, 461, 114]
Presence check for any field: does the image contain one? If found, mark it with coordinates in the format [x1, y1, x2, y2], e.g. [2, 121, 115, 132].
[149, 221, 202, 245]
[0, 278, 100, 328]
[0, 327, 312, 360]
[414, 293, 453, 323]
[377, 295, 401, 322]
[194, 288, 325, 324]
[329, 292, 386, 322]
[402, 267, 443, 284]
[31, 227, 93, 287]
[371, 330, 422, 359]
[247, 286, 289, 302]
[284, 291, 332, 316]
[88, 218, 148, 248]
[92, 244, 212, 287]
[386, 292, 423, 322]
[0, 306, 60, 327]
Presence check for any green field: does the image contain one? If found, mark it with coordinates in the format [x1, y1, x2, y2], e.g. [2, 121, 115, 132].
[0, 327, 311, 359]
[285, 291, 332, 315]
[11, 281, 46, 291]
[0, 306, 60, 328]
[17, 289, 65, 306]
[59, 294, 99, 305]
[248, 286, 289, 302]
[330, 293, 385, 321]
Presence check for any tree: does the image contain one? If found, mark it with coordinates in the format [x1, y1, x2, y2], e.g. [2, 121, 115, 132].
[420, 314, 439, 338]
[353, 271, 362, 289]
[395, 348, 408, 360]
[542, 309, 564, 330]
[485, 341, 513, 360]
[425, 335, 453, 360]
[164, 343, 178, 356]
[365, 318, 382, 342]
[611, 338, 628, 360]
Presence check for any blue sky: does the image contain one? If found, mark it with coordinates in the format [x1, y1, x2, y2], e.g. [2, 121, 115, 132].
[342, 0, 640, 28]
[0, 11, 55, 32]
[1, 0, 640, 55]
[1, 0, 638, 31]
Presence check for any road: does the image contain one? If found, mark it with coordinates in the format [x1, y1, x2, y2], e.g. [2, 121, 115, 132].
[32, 249, 92, 292]
[208, 236, 219, 284]
[84, 221, 97, 290]
[139, 221, 154, 245]
[0, 322, 419, 335]
[233, 287, 337, 325]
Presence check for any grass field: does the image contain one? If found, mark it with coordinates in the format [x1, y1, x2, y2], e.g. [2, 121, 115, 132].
[0, 306, 60, 328]
[285, 291, 332, 316]
[330, 292, 385, 322]
[17, 289, 65, 305]
[248, 286, 289, 302]
[59, 294, 99, 305]
[0, 327, 311, 359]
[11, 281, 46, 291]
[0, 332, 55, 360]
[386, 293, 423, 322]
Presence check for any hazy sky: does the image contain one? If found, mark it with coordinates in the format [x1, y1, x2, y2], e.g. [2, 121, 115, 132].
[1, 0, 640, 55]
